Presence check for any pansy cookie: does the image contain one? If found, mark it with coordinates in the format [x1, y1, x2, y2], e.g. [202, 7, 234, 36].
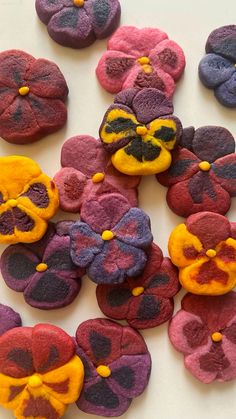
[70, 193, 153, 284]
[53, 135, 140, 212]
[96, 26, 185, 96]
[0, 304, 21, 337]
[0, 222, 84, 310]
[168, 211, 236, 295]
[0, 156, 59, 244]
[35, 0, 121, 49]
[96, 243, 180, 329]
[0, 49, 68, 144]
[75, 318, 151, 416]
[0, 324, 84, 418]
[169, 292, 236, 383]
[157, 126, 236, 216]
[99, 88, 182, 176]
[199, 25, 236, 107]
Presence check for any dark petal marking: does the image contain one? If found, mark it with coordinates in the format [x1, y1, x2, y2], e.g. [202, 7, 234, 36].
[59, 8, 79, 29]
[154, 126, 176, 142]
[148, 273, 169, 288]
[168, 159, 196, 177]
[212, 162, 236, 179]
[112, 366, 135, 389]
[8, 384, 26, 402]
[125, 137, 161, 162]
[89, 331, 111, 361]
[93, 0, 110, 27]
[28, 273, 70, 303]
[158, 48, 178, 68]
[64, 174, 85, 200]
[7, 348, 33, 373]
[106, 57, 135, 78]
[29, 96, 43, 111]
[12, 103, 22, 123]
[137, 295, 160, 320]
[37, 345, 59, 373]
[23, 396, 59, 419]
[0, 210, 14, 235]
[195, 260, 228, 285]
[107, 288, 132, 307]
[7, 252, 36, 280]
[188, 172, 217, 203]
[84, 380, 119, 409]
[46, 248, 75, 271]
[183, 246, 199, 259]
[224, 323, 236, 344]
[183, 320, 209, 349]
[21, 183, 49, 208]
[199, 343, 230, 373]
[12, 70, 23, 85]
[213, 37, 236, 62]
[134, 72, 166, 91]
[45, 378, 69, 394]
[105, 117, 137, 134]
[13, 207, 35, 232]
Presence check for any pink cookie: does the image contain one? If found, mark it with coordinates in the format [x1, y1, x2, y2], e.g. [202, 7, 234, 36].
[53, 135, 140, 212]
[96, 26, 185, 97]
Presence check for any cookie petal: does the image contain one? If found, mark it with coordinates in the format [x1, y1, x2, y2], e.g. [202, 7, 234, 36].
[150, 39, 186, 81]
[0, 305, 22, 337]
[198, 54, 235, 88]
[191, 126, 235, 162]
[53, 167, 87, 213]
[206, 25, 236, 62]
[146, 257, 180, 298]
[85, 0, 121, 39]
[215, 72, 236, 107]
[148, 118, 178, 150]
[96, 282, 132, 320]
[168, 223, 203, 268]
[113, 207, 152, 248]
[125, 66, 175, 98]
[70, 222, 104, 268]
[35, 0, 71, 24]
[211, 154, 236, 195]
[0, 374, 28, 410]
[0, 50, 35, 88]
[0, 85, 16, 117]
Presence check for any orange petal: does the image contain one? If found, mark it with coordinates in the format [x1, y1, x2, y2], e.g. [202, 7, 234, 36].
[168, 224, 203, 268]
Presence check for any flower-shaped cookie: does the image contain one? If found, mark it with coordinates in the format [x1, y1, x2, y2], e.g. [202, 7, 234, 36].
[35, 0, 121, 49]
[0, 222, 84, 310]
[96, 26, 185, 97]
[53, 135, 140, 212]
[70, 193, 153, 284]
[0, 156, 59, 245]
[75, 318, 151, 416]
[199, 25, 236, 107]
[157, 126, 236, 216]
[96, 243, 180, 329]
[0, 49, 68, 144]
[169, 292, 236, 383]
[0, 304, 21, 337]
[99, 88, 182, 176]
[168, 212, 236, 295]
[0, 324, 84, 418]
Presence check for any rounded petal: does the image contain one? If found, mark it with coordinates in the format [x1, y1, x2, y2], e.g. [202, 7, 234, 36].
[70, 221, 104, 268]
[113, 207, 152, 248]
[0, 374, 28, 410]
[53, 167, 87, 213]
[145, 257, 180, 298]
[168, 223, 203, 268]
[96, 282, 132, 319]
[0, 85, 16, 117]
[35, 0, 71, 24]
[184, 341, 221, 383]
[0, 304, 22, 337]
[0, 49, 35, 88]
[85, 0, 121, 39]
[131, 88, 174, 124]
[149, 39, 186, 81]
[198, 54, 235, 88]
[206, 25, 236, 62]
[192, 126, 235, 162]
[211, 154, 236, 196]
[215, 72, 236, 107]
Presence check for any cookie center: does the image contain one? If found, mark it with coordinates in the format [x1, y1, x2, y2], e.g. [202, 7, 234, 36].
[101, 230, 114, 241]
[211, 332, 223, 342]
[36, 263, 48, 272]
[28, 375, 43, 388]
[18, 86, 30, 96]
[136, 126, 148, 136]
[92, 172, 105, 183]
[73, 0, 84, 6]
[206, 249, 216, 258]
[96, 365, 111, 378]
[199, 161, 211, 171]
[132, 286, 145, 296]
[137, 56, 153, 74]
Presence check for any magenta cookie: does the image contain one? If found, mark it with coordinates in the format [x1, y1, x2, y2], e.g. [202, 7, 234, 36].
[169, 292, 236, 383]
[96, 243, 180, 329]
[0, 49, 68, 144]
[69, 193, 153, 284]
[157, 125, 236, 216]
[0, 304, 22, 336]
[198, 25, 236, 107]
[96, 25, 185, 97]
[53, 135, 140, 212]
[0, 221, 84, 310]
[35, 0, 121, 49]
[75, 318, 151, 417]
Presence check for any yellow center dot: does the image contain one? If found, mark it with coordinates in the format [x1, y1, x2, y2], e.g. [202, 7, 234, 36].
[138, 56, 150, 65]
[73, 0, 84, 6]
[132, 286, 145, 297]
[28, 375, 43, 388]
[92, 172, 105, 183]
[8, 199, 18, 208]
[101, 230, 114, 241]
[211, 332, 223, 342]
[136, 126, 148, 136]
[142, 64, 153, 74]
[18, 86, 30, 96]
[96, 365, 111, 378]
[36, 263, 48, 272]
[199, 161, 211, 171]
[206, 249, 216, 258]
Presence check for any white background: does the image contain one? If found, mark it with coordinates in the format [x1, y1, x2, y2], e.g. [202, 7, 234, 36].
[0, 1, 236, 418]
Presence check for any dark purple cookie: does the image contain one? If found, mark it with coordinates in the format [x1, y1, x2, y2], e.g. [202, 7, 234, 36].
[35, 0, 121, 49]
[0, 304, 22, 336]
[75, 318, 151, 416]
[198, 25, 236, 107]
[0, 221, 84, 310]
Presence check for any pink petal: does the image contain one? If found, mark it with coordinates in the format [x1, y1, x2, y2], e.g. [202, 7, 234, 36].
[149, 39, 185, 81]
[53, 167, 87, 213]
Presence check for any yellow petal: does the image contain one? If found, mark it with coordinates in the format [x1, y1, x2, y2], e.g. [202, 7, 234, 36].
[168, 224, 203, 268]
[148, 119, 177, 150]
[100, 108, 138, 144]
[0, 373, 28, 410]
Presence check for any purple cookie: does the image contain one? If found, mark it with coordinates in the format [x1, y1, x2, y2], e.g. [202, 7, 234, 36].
[0, 221, 84, 310]
[53, 135, 140, 212]
[70, 193, 153, 284]
[35, 0, 121, 49]
[199, 25, 236, 107]
[0, 304, 22, 336]
[75, 318, 151, 417]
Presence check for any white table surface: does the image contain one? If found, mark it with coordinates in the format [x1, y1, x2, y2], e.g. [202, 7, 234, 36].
[0, 1, 236, 418]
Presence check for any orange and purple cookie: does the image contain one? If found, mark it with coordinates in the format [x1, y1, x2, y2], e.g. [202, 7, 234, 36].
[96, 26, 185, 97]
[168, 211, 236, 295]
[75, 318, 151, 416]
[0, 324, 84, 418]
[96, 243, 180, 329]
[0, 50, 68, 144]
[169, 292, 236, 383]
[0, 156, 59, 244]
[53, 135, 140, 212]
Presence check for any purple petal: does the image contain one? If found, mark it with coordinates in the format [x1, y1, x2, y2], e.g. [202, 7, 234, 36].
[0, 304, 22, 337]
[192, 126, 235, 162]
[35, 0, 71, 24]
[215, 73, 236, 107]
[131, 88, 173, 124]
[70, 222, 104, 268]
[113, 208, 153, 248]
[199, 54, 235, 88]
[85, 0, 121, 39]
